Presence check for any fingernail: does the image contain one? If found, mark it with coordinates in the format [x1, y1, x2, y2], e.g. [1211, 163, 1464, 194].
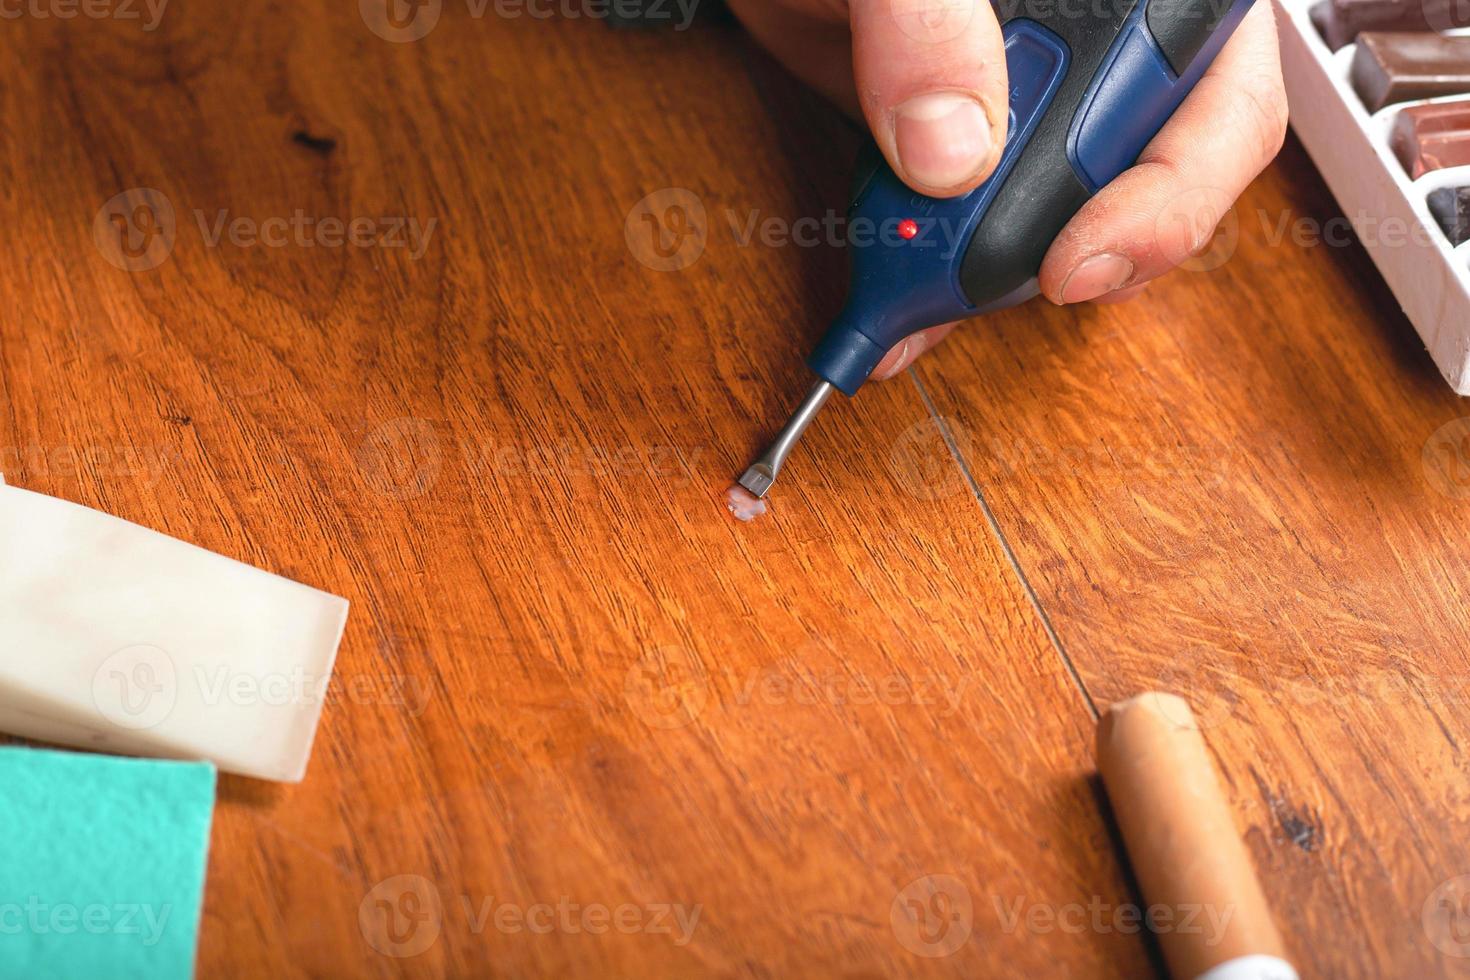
[893, 93, 993, 191]
[871, 338, 913, 381]
[1059, 253, 1134, 304]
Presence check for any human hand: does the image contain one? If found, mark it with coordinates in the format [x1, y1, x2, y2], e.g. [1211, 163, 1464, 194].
[726, 0, 1288, 378]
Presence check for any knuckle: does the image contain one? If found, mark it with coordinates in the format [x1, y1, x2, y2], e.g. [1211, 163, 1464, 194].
[1240, 76, 1290, 164]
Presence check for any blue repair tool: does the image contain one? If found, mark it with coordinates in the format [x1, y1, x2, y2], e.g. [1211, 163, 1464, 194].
[737, 0, 1256, 497]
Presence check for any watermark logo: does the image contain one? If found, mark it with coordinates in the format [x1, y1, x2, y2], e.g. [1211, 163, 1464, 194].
[1423, 875, 1470, 958]
[624, 646, 709, 729]
[625, 188, 706, 272]
[93, 188, 175, 272]
[360, 874, 444, 957]
[0, 0, 169, 30]
[890, 0, 973, 44]
[888, 416, 971, 501]
[891, 874, 973, 958]
[460, 896, 700, 944]
[94, 191, 436, 272]
[360, 0, 442, 41]
[1157, 187, 1238, 273]
[195, 210, 437, 257]
[1424, 0, 1470, 33]
[92, 644, 178, 730]
[995, 895, 1236, 944]
[1154, 646, 1237, 732]
[356, 417, 443, 501]
[1423, 418, 1470, 500]
[0, 899, 172, 946]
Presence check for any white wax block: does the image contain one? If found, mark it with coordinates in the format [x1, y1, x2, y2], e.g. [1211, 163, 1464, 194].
[0, 480, 349, 781]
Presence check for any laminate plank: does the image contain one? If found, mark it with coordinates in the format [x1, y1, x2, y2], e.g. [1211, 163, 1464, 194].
[915, 135, 1470, 978]
[0, 4, 1153, 976]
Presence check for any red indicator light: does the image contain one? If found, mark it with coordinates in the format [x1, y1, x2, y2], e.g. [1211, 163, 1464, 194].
[898, 219, 918, 240]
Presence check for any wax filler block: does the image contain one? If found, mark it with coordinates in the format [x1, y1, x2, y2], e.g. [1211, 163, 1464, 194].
[1350, 33, 1470, 113]
[1097, 694, 1298, 980]
[1310, 0, 1470, 50]
[1275, 0, 1470, 392]
[1391, 100, 1470, 178]
[1429, 186, 1470, 245]
[0, 748, 215, 980]
[0, 478, 349, 781]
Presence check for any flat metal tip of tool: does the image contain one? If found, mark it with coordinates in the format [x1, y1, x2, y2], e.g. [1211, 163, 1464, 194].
[735, 379, 835, 498]
[736, 465, 774, 498]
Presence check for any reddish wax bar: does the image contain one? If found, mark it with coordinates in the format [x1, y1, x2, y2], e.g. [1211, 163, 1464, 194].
[1312, 0, 1470, 50]
[1429, 187, 1470, 246]
[1391, 100, 1470, 178]
[1351, 33, 1470, 113]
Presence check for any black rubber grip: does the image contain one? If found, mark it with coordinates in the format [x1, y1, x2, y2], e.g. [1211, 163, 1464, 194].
[1148, 0, 1230, 76]
[958, 0, 1139, 309]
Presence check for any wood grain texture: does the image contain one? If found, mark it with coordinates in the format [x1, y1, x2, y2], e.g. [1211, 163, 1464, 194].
[0, 2, 1155, 977]
[915, 137, 1470, 978]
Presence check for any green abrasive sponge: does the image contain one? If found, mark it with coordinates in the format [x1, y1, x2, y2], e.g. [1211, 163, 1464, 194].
[0, 747, 216, 979]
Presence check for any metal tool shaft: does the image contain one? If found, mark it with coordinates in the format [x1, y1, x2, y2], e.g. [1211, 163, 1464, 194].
[736, 379, 835, 498]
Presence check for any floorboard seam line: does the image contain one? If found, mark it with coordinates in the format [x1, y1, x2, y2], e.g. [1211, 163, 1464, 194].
[908, 369, 1100, 721]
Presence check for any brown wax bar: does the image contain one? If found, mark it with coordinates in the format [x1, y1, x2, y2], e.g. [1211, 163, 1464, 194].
[1096, 694, 1295, 980]
[1351, 33, 1470, 113]
[1429, 187, 1470, 245]
[1391, 100, 1470, 178]
[1312, 0, 1470, 51]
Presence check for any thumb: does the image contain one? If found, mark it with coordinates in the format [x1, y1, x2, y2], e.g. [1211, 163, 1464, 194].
[850, 0, 1009, 198]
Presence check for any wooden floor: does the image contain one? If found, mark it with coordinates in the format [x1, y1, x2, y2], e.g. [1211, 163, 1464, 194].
[2, 1, 1468, 976]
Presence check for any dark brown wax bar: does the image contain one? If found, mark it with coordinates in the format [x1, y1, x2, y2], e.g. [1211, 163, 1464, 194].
[1429, 187, 1470, 246]
[1391, 100, 1470, 178]
[1351, 33, 1470, 113]
[1312, 0, 1470, 51]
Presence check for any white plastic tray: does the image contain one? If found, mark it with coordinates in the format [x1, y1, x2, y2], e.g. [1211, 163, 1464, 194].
[1273, 4, 1470, 392]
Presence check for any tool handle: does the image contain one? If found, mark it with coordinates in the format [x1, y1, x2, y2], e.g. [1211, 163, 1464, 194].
[809, 0, 1256, 394]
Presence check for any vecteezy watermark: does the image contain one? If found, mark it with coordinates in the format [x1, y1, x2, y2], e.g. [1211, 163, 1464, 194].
[1156, 187, 1239, 273]
[195, 210, 436, 258]
[626, 189, 994, 272]
[356, 417, 444, 501]
[359, 0, 698, 42]
[1153, 645, 1240, 732]
[93, 187, 176, 272]
[0, 442, 184, 488]
[93, 644, 178, 731]
[891, 875, 974, 958]
[459, 896, 701, 946]
[994, 896, 1236, 945]
[459, 439, 706, 489]
[624, 646, 710, 729]
[358, 875, 701, 957]
[0, 0, 168, 30]
[888, 416, 972, 501]
[91, 645, 430, 730]
[625, 650, 981, 729]
[1422, 417, 1470, 501]
[1423, 874, 1470, 958]
[353, 418, 710, 500]
[0, 899, 172, 947]
[360, 875, 445, 958]
[625, 188, 707, 272]
[977, 435, 1235, 490]
[992, 0, 1235, 22]
[727, 661, 976, 718]
[93, 188, 438, 271]
[890, 0, 974, 44]
[1268, 669, 1470, 711]
[1423, 0, 1470, 33]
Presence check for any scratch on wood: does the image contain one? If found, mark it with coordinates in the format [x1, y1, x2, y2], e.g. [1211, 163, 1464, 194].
[291, 129, 337, 155]
[1254, 772, 1322, 852]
